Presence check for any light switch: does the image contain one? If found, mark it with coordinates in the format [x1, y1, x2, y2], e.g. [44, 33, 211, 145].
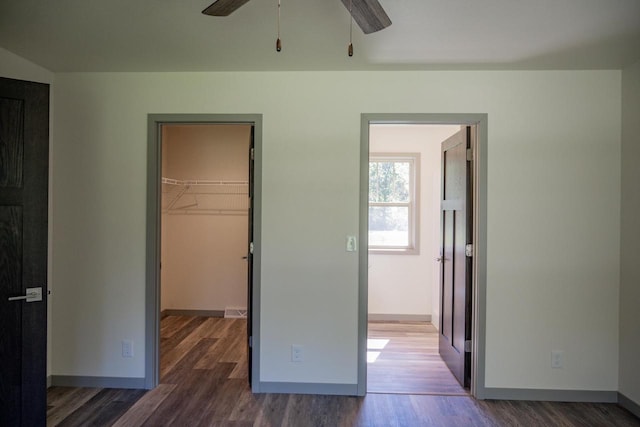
[346, 235, 357, 252]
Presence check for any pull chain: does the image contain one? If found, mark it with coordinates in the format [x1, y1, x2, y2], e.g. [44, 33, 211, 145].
[348, 0, 353, 56]
[276, 0, 282, 52]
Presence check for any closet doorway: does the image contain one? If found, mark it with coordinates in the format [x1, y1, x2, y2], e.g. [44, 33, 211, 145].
[161, 124, 250, 319]
[145, 115, 262, 391]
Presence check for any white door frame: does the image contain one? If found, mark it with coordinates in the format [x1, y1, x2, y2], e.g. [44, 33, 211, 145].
[145, 114, 263, 390]
[357, 113, 488, 398]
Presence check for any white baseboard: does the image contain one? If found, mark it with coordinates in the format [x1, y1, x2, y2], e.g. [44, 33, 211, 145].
[161, 309, 224, 318]
[368, 313, 432, 322]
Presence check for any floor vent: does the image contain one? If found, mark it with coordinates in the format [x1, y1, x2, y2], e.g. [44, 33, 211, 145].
[224, 307, 247, 318]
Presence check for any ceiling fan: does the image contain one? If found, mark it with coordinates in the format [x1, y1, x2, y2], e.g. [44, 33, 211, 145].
[202, 0, 392, 34]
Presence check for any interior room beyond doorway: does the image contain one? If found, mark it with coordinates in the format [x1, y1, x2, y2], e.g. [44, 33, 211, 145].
[160, 124, 251, 319]
[366, 124, 465, 395]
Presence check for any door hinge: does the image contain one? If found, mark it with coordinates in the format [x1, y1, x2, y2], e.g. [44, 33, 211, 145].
[249, 242, 254, 254]
[465, 244, 473, 257]
[464, 340, 472, 353]
[466, 148, 473, 162]
[249, 336, 253, 348]
[250, 148, 255, 161]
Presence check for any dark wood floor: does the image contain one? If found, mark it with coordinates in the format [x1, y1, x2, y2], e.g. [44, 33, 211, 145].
[367, 321, 466, 395]
[47, 316, 640, 426]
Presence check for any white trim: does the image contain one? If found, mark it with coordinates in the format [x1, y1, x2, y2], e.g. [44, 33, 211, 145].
[368, 313, 432, 322]
[161, 309, 224, 318]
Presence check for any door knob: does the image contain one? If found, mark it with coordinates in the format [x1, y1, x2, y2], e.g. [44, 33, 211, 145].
[8, 287, 43, 302]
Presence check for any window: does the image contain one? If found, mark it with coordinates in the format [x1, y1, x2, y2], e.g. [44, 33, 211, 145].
[368, 153, 419, 253]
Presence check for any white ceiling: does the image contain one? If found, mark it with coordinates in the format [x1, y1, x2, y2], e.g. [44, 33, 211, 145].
[1, 0, 639, 72]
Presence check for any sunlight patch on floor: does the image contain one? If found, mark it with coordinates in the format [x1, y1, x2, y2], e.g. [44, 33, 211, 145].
[367, 338, 389, 350]
[367, 351, 381, 363]
[367, 338, 390, 363]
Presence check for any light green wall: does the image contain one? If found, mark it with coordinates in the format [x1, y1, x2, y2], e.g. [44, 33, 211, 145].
[48, 70, 621, 390]
[620, 60, 640, 405]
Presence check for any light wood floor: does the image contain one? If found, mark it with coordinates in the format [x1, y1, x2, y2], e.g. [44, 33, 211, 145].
[367, 321, 466, 395]
[47, 316, 640, 426]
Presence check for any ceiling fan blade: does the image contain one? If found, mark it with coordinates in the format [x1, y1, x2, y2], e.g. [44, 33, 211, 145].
[202, 0, 251, 16]
[341, 0, 392, 34]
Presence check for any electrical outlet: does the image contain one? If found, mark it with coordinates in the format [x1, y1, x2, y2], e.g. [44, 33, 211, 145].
[122, 339, 134, 358]
[291, 344, 303, 362]
[551, 350, 563, 368]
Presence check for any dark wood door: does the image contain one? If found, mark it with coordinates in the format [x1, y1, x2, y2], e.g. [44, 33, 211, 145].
[438, 127, 472, 388]
[246, 126, 255, 385]
[0, 77, 49, 425]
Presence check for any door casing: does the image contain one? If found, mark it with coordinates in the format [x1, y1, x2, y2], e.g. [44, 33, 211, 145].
[358, 113, 488, 398]
[145, 114, 262, 391]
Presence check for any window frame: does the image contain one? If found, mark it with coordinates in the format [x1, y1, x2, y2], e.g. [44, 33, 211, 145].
[368, 152, 420, 255]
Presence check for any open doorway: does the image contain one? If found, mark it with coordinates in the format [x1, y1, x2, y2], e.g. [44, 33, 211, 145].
[159, 123, 251, 383]
[161, 124, 250, 317]
[358, 114, 488, 398]
[366, 124, 466, 395]
[145, 114, 262, 391]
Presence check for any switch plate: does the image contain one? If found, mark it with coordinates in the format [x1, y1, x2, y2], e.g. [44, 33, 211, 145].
[346, 235, 357, 252]
[551, 350, 563, 368]
[122, 340, 134, 358]
[291, 344, 303, 362]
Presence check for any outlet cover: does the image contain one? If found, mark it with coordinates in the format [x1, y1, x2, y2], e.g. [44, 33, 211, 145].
[291, 344, 303, 362]
[551, 350, 563, 368]
[122, 340, 134, 358]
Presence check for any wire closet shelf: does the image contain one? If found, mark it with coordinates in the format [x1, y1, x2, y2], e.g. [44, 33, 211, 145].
[162, 177, 249, 215]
